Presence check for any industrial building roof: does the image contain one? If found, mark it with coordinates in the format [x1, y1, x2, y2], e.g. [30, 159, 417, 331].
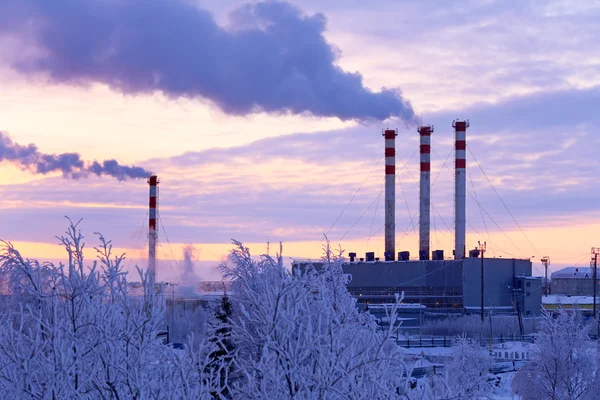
[550, 267, 594, 279]
[542, 295, 595, 305]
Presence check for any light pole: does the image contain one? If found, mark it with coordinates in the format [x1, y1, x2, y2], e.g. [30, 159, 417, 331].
[479, 241, 486, 323]
[591, 248, 599, 337]
[541, 257, 550, 295]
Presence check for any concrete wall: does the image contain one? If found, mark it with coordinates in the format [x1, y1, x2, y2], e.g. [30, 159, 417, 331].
[292, 257, 541, 314]
[522, 277, 543, 316]
[462, 258, 532, 312]
[341, 260, 464, 309]
[343, 260, 463, 288]
[551, 278, 600, 296]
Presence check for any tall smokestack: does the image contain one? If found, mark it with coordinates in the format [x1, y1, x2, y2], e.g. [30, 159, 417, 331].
[418, 125, 433, 260]
[383, 129, 398, 261]
[453, 120, 469, 259]
[148, 175, 159, 285]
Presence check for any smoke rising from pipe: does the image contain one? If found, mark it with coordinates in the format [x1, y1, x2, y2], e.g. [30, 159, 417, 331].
[0, 132, 151, 180]
[176, 245, 201, 299]
[180, 245, 200, 284]
[0, 0, 414, 122]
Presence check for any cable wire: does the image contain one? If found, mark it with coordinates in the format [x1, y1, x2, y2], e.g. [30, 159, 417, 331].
[468, 165, 495, 257]
[366, 179, 384, 251]
[325, 154, 384, 237]
[126, 211, 148, 269]
[158, 241, 178, 281]
[340, 180, 385, 241]
[158, 211, 180, 272]
[308, 154, 384, 258]
[468, 146, 542, 258]
[466, 190, 527, 258]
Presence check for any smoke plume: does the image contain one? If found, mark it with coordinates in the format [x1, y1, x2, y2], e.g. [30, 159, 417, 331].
[0, 132, 151, 180]
[0, 0, 414, 122]
[176, 245, 201, 298]
[180, 245, 200, 284]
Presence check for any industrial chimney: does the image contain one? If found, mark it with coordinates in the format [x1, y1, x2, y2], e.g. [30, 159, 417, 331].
[148, 175, 159, 285]
[383, 129, 398, 261]
[453, 120, 469, 259]
[418, 125, 433, 260]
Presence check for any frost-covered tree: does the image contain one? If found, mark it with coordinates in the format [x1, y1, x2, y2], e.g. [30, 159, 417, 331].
[426, 334, 492, 400]
[218, 240, 416, 399]
[512, 310, 598, 400]
[0, 219, 225, 399]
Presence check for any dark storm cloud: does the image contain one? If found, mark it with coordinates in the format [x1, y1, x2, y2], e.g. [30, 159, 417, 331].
[0, 132, 151, 180]
[0, 0, 414, 122]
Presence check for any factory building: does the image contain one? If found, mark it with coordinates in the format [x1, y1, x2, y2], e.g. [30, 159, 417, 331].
[294, 119, 543, 317]
[293, 256, 542, 317]
[550, 267, 600, 296]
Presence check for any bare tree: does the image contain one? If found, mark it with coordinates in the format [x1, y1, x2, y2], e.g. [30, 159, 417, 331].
[218, 240, 421, 399]
[513, 310, 597, 400]
[428, 334, 493, 400]
[0, 219, 224, 399]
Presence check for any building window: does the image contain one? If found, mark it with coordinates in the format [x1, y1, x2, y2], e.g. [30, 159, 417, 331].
[526, 282, 531, 287]
[526, 311, 531, 316]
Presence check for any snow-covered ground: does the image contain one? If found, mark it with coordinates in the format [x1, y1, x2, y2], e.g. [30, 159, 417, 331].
[403, 342, 530, 399]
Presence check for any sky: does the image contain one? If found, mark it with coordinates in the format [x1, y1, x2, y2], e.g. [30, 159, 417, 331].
[0, 0, 599, 281]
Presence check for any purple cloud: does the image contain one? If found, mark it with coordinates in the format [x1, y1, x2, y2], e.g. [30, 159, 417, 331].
[0, 132, 151, 180]
[0, 0, 414, 122]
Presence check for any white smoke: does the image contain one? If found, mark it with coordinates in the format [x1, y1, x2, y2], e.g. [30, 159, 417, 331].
[175, 244, 201, 298]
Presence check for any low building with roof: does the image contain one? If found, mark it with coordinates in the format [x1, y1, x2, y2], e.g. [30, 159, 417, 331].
[542, 294, 596, 316]
[550, 267, 600, 296]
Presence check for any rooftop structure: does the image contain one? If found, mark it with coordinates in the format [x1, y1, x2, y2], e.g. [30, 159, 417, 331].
[542, 294, 597, 315]
[551, 267, 600, 296]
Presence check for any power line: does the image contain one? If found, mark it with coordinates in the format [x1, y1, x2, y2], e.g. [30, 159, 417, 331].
[431, 148, 454, 188]
[552, 253, 593, 262]
[398, 174, 418, 238]
[316, 149, 419, 256]
[158, 241, 178, 282]
[468, 165, 495, 257]
[466, 190, 527, 258]
[428, 148, 455, 250]
[396, 209, 420, 250]
[158, 211, 180, 272]
[309, 154, 384, 258]
[126, 211, 148, 269]
[340, 180, 385, 241]
[468, 146, 542, 259]
[366, 179, 384, 251]
[431, 202, 453, 238]
[431, 199, 439, 249]
[431, 146, 531, 262]
[325, 154, 384, 237]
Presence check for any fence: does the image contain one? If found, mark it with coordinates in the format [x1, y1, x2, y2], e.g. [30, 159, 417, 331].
[395, 334, 539, 348]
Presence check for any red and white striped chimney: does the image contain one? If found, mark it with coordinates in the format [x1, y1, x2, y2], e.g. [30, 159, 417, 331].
[148, 175, 159, 285]
[453, 120, 469, 259]
[418, 125, 433, 260]
[383, 129, 398, 261]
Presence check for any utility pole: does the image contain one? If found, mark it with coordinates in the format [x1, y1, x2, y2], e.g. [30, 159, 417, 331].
[541, 256, 550, 295]
[592, 248, 599, 325]
[479, 241, 486, 323]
